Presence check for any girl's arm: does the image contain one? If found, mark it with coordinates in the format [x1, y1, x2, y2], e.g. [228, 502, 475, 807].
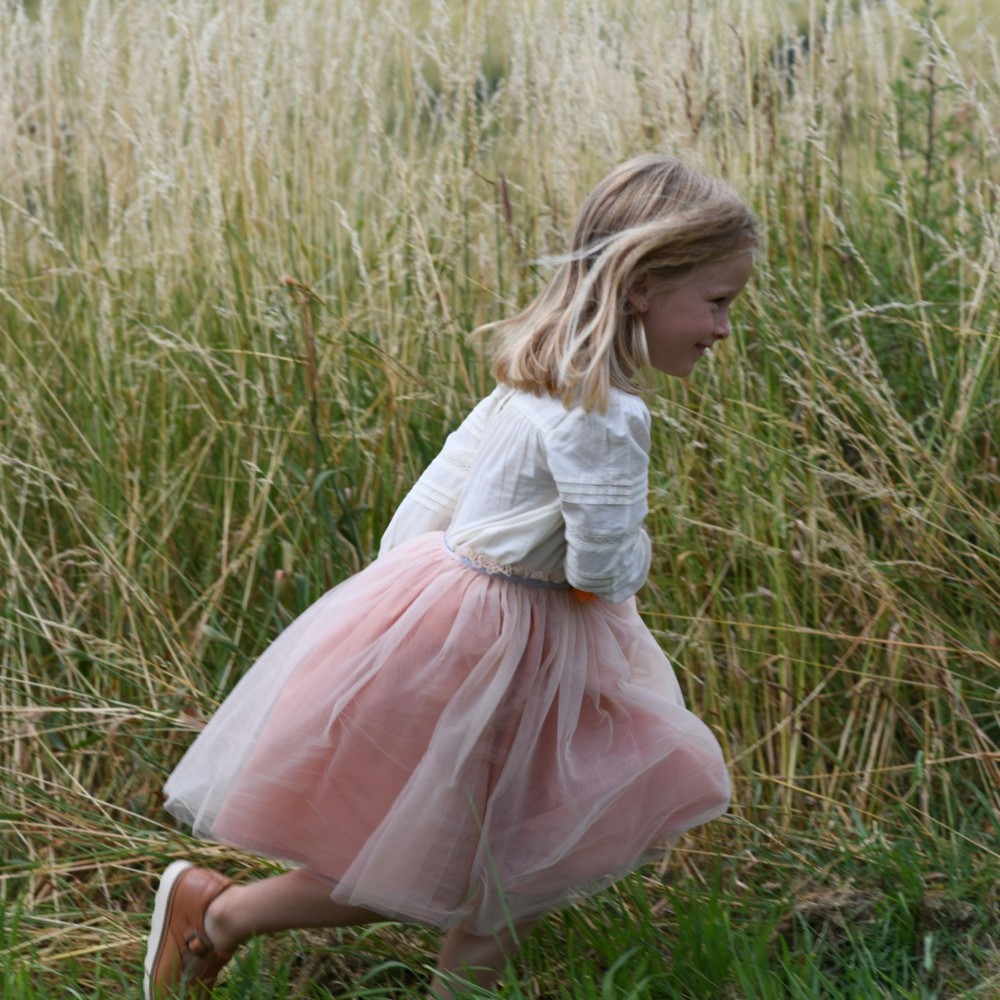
[546, 396, 652, 604]
[378, 390, 498, 554]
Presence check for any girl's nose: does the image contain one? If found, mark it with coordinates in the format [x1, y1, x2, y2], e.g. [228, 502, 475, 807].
[714, 312, 732, 339]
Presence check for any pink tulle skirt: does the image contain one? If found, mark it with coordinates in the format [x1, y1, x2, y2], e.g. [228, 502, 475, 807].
[163, 532, 730, 934]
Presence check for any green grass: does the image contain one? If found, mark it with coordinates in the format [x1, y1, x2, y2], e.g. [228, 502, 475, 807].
[3, 820, 996, 997]
[2, 0, 999, 995]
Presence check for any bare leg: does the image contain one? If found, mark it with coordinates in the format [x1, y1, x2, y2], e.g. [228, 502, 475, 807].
[201, 867, 534, 997]
[427, 919, 536, 999]
[203, 868, 381, 953]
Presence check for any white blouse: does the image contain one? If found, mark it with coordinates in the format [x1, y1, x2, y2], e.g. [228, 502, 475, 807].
[379, 385, 652, 604]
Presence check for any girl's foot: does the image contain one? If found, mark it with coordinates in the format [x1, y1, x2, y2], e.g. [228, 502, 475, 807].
[144, 861, 235, 999]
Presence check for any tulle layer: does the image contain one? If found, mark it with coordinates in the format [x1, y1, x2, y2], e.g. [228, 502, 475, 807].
[164, 532, 730, 934]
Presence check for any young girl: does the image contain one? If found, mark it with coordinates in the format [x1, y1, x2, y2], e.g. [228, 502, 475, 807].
[144, 154, 759, 999]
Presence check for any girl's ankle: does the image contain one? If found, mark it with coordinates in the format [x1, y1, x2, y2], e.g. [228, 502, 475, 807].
[203, 886, 244, 954]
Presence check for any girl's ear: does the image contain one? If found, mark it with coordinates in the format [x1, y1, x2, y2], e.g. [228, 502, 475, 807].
[626, 278, 648, 315]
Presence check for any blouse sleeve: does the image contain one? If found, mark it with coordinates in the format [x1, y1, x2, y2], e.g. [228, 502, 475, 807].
[544, 395, 651, 604]
[378, 391, 496, 554]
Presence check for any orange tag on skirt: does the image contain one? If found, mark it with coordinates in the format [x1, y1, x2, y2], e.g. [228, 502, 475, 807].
[571, 588, 598, 603]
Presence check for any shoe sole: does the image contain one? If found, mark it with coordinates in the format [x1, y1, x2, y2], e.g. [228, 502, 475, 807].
[144, 860, 194, 1000]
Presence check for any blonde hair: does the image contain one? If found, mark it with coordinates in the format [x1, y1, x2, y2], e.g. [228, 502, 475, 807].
[488, 154, 761, 410]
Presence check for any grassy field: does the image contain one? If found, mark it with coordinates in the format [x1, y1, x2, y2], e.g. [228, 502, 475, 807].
[1, 0, 998, 996]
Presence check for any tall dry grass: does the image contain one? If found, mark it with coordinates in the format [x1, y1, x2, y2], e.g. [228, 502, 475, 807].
[1, 0, 998, 992]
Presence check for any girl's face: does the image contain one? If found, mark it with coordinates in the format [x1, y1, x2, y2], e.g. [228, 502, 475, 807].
[629, 254, 753, 378]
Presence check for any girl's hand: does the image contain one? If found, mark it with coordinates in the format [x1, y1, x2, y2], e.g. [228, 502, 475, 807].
[571, 588, 598, 603]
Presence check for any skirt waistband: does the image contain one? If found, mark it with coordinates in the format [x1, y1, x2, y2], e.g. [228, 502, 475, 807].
[444, 538, 570, 590]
